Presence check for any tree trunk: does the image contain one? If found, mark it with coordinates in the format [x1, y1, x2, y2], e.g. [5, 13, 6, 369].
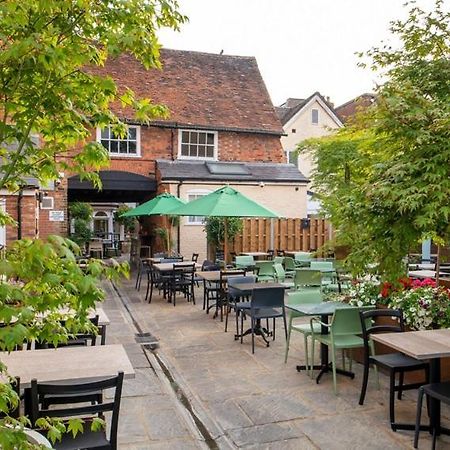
[436, 243, 441, 286]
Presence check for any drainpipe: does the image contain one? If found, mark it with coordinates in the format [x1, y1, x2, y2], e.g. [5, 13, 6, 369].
[17, 189, 23, 240]
[170, 128, 176, 161]
[176, 181, 182, 254]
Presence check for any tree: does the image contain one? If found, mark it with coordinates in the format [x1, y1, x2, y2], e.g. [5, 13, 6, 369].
[298, 0, 450, 282]
[0, 1, 186, 445]
[0, 0, 186, 197]
[204, 217, 243, 257]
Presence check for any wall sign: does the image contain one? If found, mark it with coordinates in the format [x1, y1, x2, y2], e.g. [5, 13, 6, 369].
[49, 210, 64, 222]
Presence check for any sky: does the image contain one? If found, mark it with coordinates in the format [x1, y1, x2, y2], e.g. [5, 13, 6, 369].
[159, 0, 441, 107]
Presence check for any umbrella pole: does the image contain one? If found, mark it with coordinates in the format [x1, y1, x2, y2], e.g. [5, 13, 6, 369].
[166, 215, 171, 255]
[224, 218, 229, 265]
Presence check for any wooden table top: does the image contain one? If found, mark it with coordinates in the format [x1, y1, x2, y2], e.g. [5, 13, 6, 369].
[153, 262, 202, 272]
[195, 271, 252, 282]
[241, 252, 269, 257]
[371, 329, 450, 360]
[0, 344, 135, 388]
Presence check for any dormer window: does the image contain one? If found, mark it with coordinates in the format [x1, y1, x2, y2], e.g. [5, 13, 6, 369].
[178, 130, 217, 160]
[97, 125, 141, 157]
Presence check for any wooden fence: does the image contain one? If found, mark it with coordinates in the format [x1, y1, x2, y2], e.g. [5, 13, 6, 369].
[230, 218, 331, 255]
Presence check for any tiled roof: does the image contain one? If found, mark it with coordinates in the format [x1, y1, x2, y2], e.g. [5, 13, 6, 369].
[276, 92, 339, 126]
[88, 49, 283, 135]
[335, 93, 376, 123]
[156, 159, 308, 183]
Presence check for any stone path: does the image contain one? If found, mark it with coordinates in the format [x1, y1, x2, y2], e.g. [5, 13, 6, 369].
[105, 276, 450, 449]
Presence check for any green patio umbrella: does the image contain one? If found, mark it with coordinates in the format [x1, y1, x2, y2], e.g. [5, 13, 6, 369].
[121, 192, 186, 217]
[121, 192, 186, 253]
[168, 186, 280, 262]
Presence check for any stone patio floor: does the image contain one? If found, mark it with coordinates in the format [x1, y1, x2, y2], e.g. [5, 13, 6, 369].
[103, 275, 450, 449]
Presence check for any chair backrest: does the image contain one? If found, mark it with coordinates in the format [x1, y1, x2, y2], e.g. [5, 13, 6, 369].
[359, 308, 404, 354]
[273, 263, 285, 282]
[172, 263, 195, 282]
[266, 249, 274, 258]
[284, 257, 296, 270]
[161, 257, 183, 263]
[294, 252, 312, 261]
[30, 372, 124, 448]
[255, 260, 274, 276]
[310, 261, 334, 271]
[294, 269, 322, 287]
[276, 249, 285, 256]
[286, 288, 322, 305]
[273, 256, 284, 265]
[227, 275, 256, 298]
[235, 255, 255, 268]
[330, 307, 372, 336]
[191, 253, 199, 262]
[251, 286, 285, 310]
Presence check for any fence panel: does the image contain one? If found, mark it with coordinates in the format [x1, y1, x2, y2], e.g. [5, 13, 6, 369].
[231, 218, 330, 255]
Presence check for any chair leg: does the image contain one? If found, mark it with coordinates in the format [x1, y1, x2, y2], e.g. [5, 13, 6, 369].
[272, 318, 276, 341]
[310, 337, 316, 380]
[398, 371, 404, 400]
[303, 334, 310, 376]
[251, 318, 255, 354]
[342, 350, 346, 371]
[225, 302, 229, 332]
[240, 312, 244, 344]
[330, 345, 337, 395]
[359, 360, 370, 405]
[282, 312, 288, 341]
[414, 387, 424, 448]
[389, 372, 396, 430]
[284, 317, 293, 363]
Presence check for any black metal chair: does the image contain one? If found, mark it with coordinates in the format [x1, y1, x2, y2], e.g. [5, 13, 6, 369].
[167, 263, 196, 306]
[30, 372, 124, 450]
[414, 382, 450, 449]
[145, 264, 165, 303]
[359, 309, 429, 431]
[224, 275, 256, 332]
[276, 249, 285, 256]
[200, 260, 221, 310]
[237, 286, 287, 354]
[208, 269, 246, 321]
[267, 249, 274, 259]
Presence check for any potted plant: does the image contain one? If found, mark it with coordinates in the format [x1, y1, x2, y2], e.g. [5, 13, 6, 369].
[69, 202, 93, 253]
[204, 217, 242, 261]
[114, 205, 137, 254]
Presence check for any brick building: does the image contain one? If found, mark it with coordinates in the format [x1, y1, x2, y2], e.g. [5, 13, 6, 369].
[5, 49, 308, 257]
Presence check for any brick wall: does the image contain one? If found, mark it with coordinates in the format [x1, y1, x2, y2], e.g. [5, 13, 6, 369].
[4, 190, 38, 243]
[38, 178, 68, 239]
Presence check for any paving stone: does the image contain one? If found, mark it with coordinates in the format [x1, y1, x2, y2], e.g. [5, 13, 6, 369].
[236, 393, 314, 425]
[206, 399, 253, 430]
[143, 407, 193, 440]
[226, 422, 305, 447]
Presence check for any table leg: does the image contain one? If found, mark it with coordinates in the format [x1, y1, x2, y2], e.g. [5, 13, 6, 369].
[429, 358, 441, 435]
[235, 318, 272, 344]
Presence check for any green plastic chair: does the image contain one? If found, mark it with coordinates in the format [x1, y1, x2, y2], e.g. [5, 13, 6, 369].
[294, 269, 322, 290]
[310, 306, 371, 394]
[273, 256, 285, 265]
[283, 257, 296, 279]
[294, 252, 312, 267]
[235, 255, 255, 269]
[284, 289, 322, 374]
[255, 260, 275, 282]
[273, 263, 294, 289]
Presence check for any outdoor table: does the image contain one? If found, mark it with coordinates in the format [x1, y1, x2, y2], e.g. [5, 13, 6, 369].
[153, 262, 202, 272]
[284, 251, 303, 257]
[371, 329, 450, 436]
[241, 251, 269, 259]
[232, 282, 287, 345]
[1, 344, 135, 416]
[0, 344, 135, 388]
[286, 301, 354, 383]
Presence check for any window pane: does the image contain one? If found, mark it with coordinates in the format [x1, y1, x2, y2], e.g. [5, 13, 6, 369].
[207, 133, 214, 145]
[119, 141, 128, 153]
[110, 141, 118, 153]
[206, 147, 214, 158]
[312, 109, 319, 124]
[182, 131, 189, 144]
[101, 128, 109, 139]
[181, 144, 189, 156]
[198, 145, 206, 157]
[128, 127, 137, 140]
[288, 151, 298, 165]
[198, 133, 206, 144]
[128, 141, 136, 154]
[190, 132, 198, 144]
[100, 140, 109, 151]
[190, 144, 198, 157]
